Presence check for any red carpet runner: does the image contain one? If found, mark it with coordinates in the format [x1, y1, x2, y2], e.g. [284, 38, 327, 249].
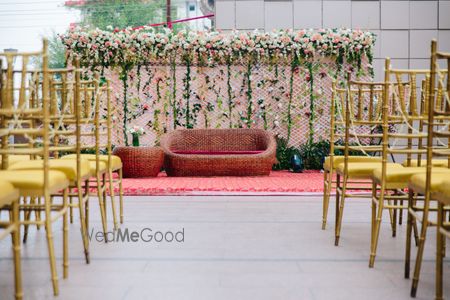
[116, 170, 324, 196]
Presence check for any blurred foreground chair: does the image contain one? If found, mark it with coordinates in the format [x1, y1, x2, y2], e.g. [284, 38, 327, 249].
[406, 39, 450, 298]
[0, 40, 70, 295]
[0, 181, 22, 300]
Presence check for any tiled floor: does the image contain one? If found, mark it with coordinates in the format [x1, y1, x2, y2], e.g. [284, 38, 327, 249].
[0, 195, 449, 300]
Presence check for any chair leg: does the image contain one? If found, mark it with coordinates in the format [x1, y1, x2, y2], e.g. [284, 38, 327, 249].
[387, 199, 395, 237]
[85, 180, 90, 232]
[102, 173, 107, 225]
[62, 189, 69, 279]
[118, 168, 124, 224]
[335, 175, 347, 246]
[78, 180, 90, 264]
[322, 169, 332, 230]
[108, 170, 118, 230]
[410, 208, 430, 297]
[69, 188, 73, 224]
[44, 196, 59, 296]
[435, 202, 444, 300]
[371, 181, 377, 243]
[405, 190, 413, 279]
[22, 197, 31, 244]
[398, 200, 403, 225]
[96, 173, 107, 240]
[369, 183, 385, 268]
[35, 197, 41, 230]
[11, 198, 23, 300]
[334, 174, 341, 241]
[392, 199, 398, 237]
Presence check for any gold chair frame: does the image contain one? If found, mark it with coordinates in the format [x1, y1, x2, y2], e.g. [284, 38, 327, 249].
[0, 40, 70, 295]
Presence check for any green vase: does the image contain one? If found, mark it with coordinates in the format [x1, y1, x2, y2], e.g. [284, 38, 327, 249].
[132, 133, 140, 147]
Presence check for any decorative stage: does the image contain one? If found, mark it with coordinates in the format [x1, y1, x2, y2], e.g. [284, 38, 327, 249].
[115, 170, 324, 196]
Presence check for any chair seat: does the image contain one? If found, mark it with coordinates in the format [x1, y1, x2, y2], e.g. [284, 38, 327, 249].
[408, 172, 450, 195]
[62, 154, 122, 171]
[8, 159, 91, 182]
[336, 162, 402, 179]
[0, 181, 19, 208]
[89, 161, 108, 174]
[373, 167, 450, 190]
[0, 170, 69, 196]
[436, 180, 450, 206]
[0, 155, 32, 168]
[324, 155, 381, 170]
[402, 159, 448, 168]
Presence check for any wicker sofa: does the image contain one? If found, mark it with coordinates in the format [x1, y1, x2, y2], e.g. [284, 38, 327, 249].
[161, 129, 276, 176]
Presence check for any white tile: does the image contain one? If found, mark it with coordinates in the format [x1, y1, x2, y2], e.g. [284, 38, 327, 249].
[438, 30, 450, 51]
[410, 30, 438, 58]
[236, 1, 264, 30]
[380, 30, 409, 58]
[390, 58, 409, 69]
[439, 1, 450, 29]
[215, 1, 235, 30]
[409, 58, 430, 69]
[372, 58, 385, 82]
[323, 1, 351, 28]
[293, 1, 322, 29]
[264, 2, 294, 30]
[381, 1, 409, 29]
[351, 1, 380, 30]
[371, 30, 382, 58]
[410, 1, 438, 29]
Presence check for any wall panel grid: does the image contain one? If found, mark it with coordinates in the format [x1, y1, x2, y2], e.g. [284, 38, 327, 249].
[215, 0, 449, 80]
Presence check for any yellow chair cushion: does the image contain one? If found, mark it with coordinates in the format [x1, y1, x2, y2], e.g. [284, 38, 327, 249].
[436, 180, 450, 205]
[402, 159, 449, 168]
[89, 161, 108, 174]
[373, 167, 450, 190]
[0, 155, 32, 168]
[0, 170, 69, 195]
[324, 155, 382, 170]
[408, 172, 450, 195]
[8, 159, 91, 182]
[336, 162, 402, 179]
[0, 180, 19, 207]
[61, 154, 122, 171]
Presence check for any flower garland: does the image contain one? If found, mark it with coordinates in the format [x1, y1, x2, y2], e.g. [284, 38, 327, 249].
[61, 27, 375, 70]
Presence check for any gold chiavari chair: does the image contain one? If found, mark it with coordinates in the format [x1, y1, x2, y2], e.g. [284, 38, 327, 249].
[61, 76, 115, 235]
[369, 59, 450, 269]
[8, 64, 92, 263]
[62, 78, 123, 229]
[0, 181, 22, 300]
[334, 77, 404, 246]
[0, 40, 70, 295]
[406, 40, 450, 298]
[322, 81, 382, 230]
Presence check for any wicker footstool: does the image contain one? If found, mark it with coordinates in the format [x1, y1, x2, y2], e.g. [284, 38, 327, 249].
[112, 146, 164, 178]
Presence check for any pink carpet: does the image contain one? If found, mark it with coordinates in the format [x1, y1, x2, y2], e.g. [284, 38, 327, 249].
[117, 170, 324, 196]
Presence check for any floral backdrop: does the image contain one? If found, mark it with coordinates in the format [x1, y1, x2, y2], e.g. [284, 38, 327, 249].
[61, 27, 376, 147]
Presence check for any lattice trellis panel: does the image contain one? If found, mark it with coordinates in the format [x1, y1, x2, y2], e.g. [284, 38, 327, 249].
[106, 58, 372, 147]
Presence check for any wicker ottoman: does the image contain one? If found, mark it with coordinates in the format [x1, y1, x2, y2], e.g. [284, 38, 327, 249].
[112, 146, 164, 178]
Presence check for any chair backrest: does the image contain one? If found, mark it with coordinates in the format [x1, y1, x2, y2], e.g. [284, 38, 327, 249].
[0, 40, 54, 195]
[0, 41, 50, 167]
[337, 75, 385, 172]
[378, 58, 449, 176]
[76, 75, 113, 166]
[426, 40, 450, 177]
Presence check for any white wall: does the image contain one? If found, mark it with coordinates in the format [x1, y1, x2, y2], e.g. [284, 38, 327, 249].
[215, 0, 450, 80]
